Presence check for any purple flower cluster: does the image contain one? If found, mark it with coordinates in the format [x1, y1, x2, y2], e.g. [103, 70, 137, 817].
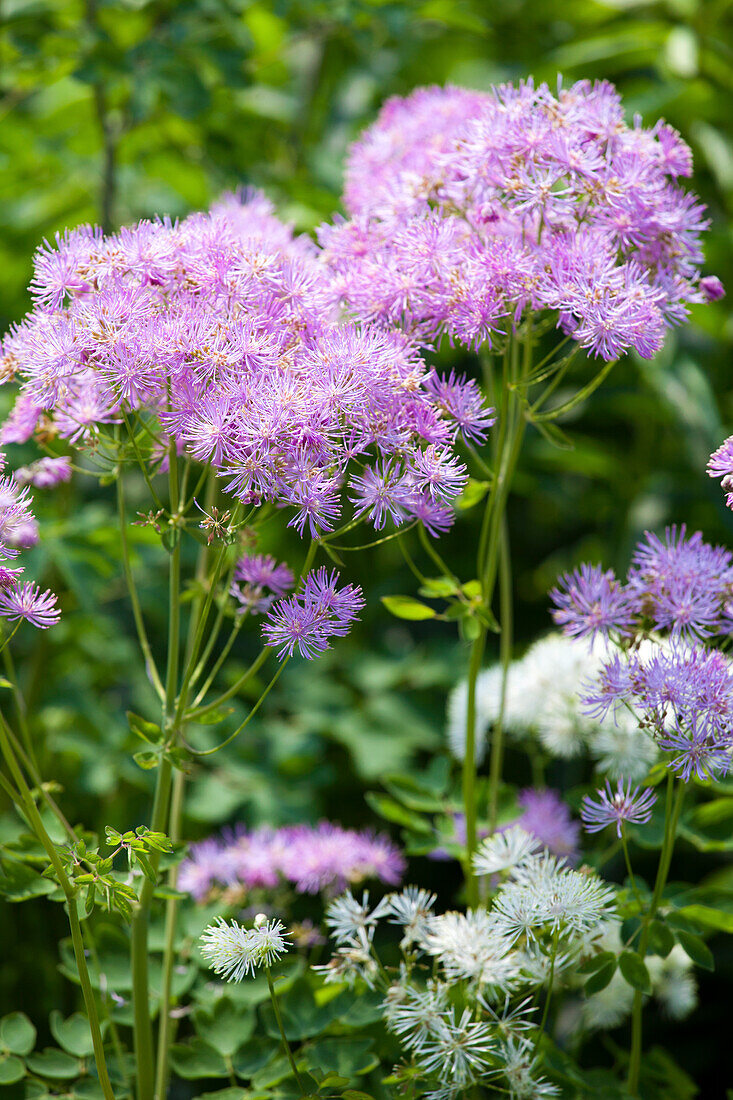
[516, 787, 580, 864]
[230, 552, 294, 616]
[261, 567, 364, 660]
[14, 456, 71, 489]
[0, 451, 58, 630]
[178, 821, 405, 901]
[585, 643, 733, 782]
[708, 436, 733, 508]
[553, 524, 733, 783]
[1, 190, 491, 541]
[551, 526, 733, 641]
[320, 79, 718, 358]
[581, 779, 656, 837]
[431, 788, 579, 864]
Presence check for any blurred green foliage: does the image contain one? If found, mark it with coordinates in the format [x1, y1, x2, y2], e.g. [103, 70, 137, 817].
[1, 0, 732, 1089]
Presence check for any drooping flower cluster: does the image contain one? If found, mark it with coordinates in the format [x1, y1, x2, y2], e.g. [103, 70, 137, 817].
[0, 451, 59, 631]
[552, 526, 733, 783]
[178, 820, 405, 901]
[447, 632, 657, 779]
[1, 191, 491, 542]
[320, 79, 719, 358]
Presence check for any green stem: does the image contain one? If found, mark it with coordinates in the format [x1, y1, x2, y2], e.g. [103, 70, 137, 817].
[620, 828, 642, 908]
[265, 965, 306, 1097]
[488, 519, 512, 834]
[462, 626, 486, 906]
[131, 441, 181, 1100]
[0, 720, 115, 1100]
[538, 927, 560, 1036]
[117, 472, 165, 701]
[3, 647, 35, 768]
[186, 647, 269, 720]
[154, 768, 185, 1100]
[627, 777, 685, 1095]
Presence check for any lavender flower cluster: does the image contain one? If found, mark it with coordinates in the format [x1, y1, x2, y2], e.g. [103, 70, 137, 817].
[551, 526, 733, 783]
[179, 820, 405, 901]
[551, 525, 733, 642]
[320, 79, 720, 358]
[0, 451, 60, 630]
[1, 190, 491, 541]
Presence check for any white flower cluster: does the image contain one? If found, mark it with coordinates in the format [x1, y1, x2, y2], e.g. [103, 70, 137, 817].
[199, 914, 289, 981]
[320, 841, 617, 1099]
[447, 632, 658, 779]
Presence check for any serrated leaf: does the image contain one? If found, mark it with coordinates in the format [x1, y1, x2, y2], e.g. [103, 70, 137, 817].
[381, 595, 436, 621]
[618, 950, 651, 992]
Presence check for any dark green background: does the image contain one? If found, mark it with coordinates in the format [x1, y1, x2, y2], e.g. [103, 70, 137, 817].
[1, 0, 732, 1091]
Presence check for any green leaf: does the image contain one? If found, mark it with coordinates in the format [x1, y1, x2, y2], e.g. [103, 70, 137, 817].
[455, 478, 490, 510]
[0, 1012, 36, 1055]
[417, 576, 459, 598]
[126, 712, 162, 744]
[363, 793, 432, 834]
[133, 751, 160, 770]
[578, 950, 616, 975]
[49, 1012, 95, 1059]
[584, 959, 617, 995]
[169, 1039, 229, 1080]
[676, 930, 715, 971]
[190, 707, 234, 726]
[303, 1038, 377, 1079]
[193, 1000, 255, 1059]
[674, 905, 733, 934]
[230, 1036, 279, 1078]
[0, 1053, 25, 1085]
[26, 1048, 79, 1079]
[381, 595, 436, 621]
[648, 919, 675, 957]
[618, 951, 651, 993]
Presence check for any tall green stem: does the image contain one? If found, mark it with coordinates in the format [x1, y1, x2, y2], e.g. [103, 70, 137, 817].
[131, 442, 181, 1100]
[154, 769, 185, 1100]
[462, 333, 528, 899]
[627, 776, 685, 1094]
[0, 720, 115, 1100]
[463, 626, 487, 906]
[266, 965, 306, 1097]
[488, 519, 512, 834]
